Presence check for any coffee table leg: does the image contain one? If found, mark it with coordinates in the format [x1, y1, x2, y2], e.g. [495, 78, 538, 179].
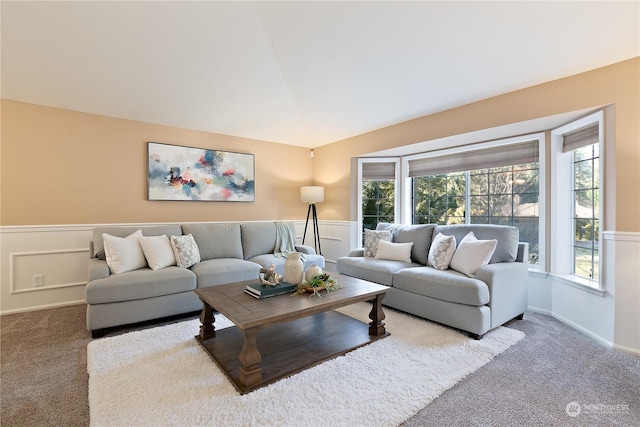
[369, 293, 386, 336]
[198, 298, 216, 341]
[238, 327, 262, 387]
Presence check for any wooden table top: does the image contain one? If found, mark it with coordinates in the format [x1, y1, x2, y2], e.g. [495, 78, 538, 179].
[194, 273, 388, 330]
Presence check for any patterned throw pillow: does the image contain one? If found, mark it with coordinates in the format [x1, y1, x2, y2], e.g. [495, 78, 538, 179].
[363, 229, 393, 258]
[427, 232, 457, 270]
[170, 234, 201, 269]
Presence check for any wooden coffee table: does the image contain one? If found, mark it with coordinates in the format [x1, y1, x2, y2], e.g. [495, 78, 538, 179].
[194, 273, 388, 394]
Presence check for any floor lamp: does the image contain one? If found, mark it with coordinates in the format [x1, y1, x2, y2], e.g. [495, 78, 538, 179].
[301, 186, 324, 255]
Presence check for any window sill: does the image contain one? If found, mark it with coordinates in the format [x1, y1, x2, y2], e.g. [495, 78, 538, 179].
[550, 274, 606, 296]
[528, 268, 548, 278]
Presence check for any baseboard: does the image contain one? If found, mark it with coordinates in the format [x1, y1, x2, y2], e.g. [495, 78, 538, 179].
[528, 307, 635, 352]
[526, 306, 552, 316]
[0, 299, 86, 316]
[613, 343, 640, 357]
[551, 311, 614, 349]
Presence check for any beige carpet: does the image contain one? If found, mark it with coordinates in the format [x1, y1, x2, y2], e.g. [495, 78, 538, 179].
[3, 305, 638, 426]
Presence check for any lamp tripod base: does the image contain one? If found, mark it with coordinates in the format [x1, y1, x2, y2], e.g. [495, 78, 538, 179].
[302, 203, 322, 256]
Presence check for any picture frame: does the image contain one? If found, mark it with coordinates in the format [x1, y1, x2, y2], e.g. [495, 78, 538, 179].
[147, 142, 255, 202]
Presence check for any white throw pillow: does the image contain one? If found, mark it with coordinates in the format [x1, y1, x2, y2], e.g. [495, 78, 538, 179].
[375, 240, 414, 263]
[140, 235, 176, 270]
[427, 233, 457, 270]
[363, 229, 393, 258]
[450, 232, 498, 277]
[102, 230, 147, 274]
[170, 234, 201, 269]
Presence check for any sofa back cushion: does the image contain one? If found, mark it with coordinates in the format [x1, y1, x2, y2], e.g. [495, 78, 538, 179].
[182, 223, 243, 260]
[376, 223, 436, 266]
[91, 225, 183, 259]
[433, 224, 519, 263]
[240, 222, 278, 259]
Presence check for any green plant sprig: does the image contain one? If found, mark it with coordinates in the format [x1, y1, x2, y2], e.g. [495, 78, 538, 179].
[294, 273, 342, 297]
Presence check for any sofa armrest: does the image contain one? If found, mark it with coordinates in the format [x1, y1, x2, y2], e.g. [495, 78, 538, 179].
[476, 262, 528, 328]
[88, 258, 111, 282]
[295, 244, 317, 255]
[348, 248, 365, 257]
[516, 242, 529, 264]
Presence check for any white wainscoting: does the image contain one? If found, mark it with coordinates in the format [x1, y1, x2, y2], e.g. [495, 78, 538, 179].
[1, 225, 94, 315]
[299, 220, 356, 270]
[526, 231, 640, 356]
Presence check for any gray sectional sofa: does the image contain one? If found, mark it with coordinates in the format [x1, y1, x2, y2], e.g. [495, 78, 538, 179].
[337, 223, 528, 339]
[86, 221, 324, 337]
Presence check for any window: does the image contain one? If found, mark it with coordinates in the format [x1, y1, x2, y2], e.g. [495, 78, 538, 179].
[358, 160, 398, 244]
[551, 112, 602, 288]
[573, 143, 599, 280]
[407, 136, 542, 265]
[413, 173, 465, 224]
[469, 163, 540, 263]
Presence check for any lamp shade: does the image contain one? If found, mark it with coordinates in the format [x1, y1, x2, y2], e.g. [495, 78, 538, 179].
[300, 186, 324, 203]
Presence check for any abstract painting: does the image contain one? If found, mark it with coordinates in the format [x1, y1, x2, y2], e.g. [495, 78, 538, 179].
[147, 142, 255, 201]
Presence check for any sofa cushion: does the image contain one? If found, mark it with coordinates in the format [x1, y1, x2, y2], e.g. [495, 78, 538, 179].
[140, 235, 176, 270]
[86, 266, 196, 304]
[240, 222, 278, 260]
[363, 229, 392, 258]
[102, 230, 147, 274]
[393, 267, 490, 306]
[375, 240, 413, 263]
[449, 232, 497, 277]
[190, 258, 261, 287]
[336, 256, 419, 286]
[376, 223, 436, 265]
[92, 225, 182, 259]
[170, 234, 201, 269]
[182, 223, 243, 260]
[434, 224, 519, 263]
[427, 233, 457, 270]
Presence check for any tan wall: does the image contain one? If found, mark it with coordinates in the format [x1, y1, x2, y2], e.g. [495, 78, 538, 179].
[313, 58, 640, 233]
[2, 58, 638, 230]
[1, 101, 313, 225]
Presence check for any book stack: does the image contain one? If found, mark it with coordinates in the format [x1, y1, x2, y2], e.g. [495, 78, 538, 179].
[244, 281, 296, 299]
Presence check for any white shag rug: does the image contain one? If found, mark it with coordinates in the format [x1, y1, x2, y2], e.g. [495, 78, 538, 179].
[87, 303, 524, 427]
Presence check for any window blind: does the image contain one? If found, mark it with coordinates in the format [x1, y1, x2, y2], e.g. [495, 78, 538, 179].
[408, 140, 539, 177]
[562, 123, 599, 153]
[362, 162, 396, 180]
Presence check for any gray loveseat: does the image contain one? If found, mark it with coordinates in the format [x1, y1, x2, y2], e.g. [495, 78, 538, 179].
[337, 223, 528, 339]
[86, 221, 324, 337]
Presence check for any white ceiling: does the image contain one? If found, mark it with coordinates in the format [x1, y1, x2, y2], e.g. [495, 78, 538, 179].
[1, 1, 638, 148]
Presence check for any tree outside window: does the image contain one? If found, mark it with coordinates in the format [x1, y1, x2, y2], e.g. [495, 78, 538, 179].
[573, 144, 599, 280]
[412, 163, 539, 265]
[361, 179, 395, 244]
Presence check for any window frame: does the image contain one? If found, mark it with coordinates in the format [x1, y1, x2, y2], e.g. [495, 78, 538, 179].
[550, 110, 604, 290]
[401, 133, 546, 270]
[357, 158, 401, 244]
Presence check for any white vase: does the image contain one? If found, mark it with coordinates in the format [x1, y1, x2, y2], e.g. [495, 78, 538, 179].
[283, 252, 304, 284]
[304, 264, 323, 282]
